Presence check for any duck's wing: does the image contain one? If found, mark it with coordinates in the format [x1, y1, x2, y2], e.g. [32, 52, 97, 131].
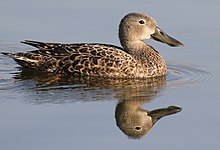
[20, 40, 78, 58]
[19, 40, 125, 58]
[3, 40, 134, 76]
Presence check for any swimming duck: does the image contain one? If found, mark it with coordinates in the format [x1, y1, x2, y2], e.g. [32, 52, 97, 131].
[3, 13, 183, 78]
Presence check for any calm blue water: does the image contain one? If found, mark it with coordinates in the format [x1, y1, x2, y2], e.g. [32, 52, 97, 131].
[0, 0, 220, 150]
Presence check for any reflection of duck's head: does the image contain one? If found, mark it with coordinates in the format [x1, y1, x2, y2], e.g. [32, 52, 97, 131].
[115, 100, 182, 139]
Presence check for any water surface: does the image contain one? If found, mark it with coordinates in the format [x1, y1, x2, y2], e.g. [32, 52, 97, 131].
[0, 1, 220, 150]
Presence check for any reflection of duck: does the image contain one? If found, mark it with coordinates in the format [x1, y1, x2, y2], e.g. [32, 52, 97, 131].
[10, 64, 181, 139]
[3, 13, 183, 78]
[115, 100, 182, 139]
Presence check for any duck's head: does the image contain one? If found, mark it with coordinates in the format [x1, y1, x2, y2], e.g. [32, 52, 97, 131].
[119, 13, 183, 48]
[115, 101, 182, 139]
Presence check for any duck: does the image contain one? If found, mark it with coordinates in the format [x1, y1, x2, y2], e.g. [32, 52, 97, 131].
[2, 12, 183, 78]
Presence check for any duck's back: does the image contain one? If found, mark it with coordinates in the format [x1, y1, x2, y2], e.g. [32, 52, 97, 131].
[4, 40, 140, 78]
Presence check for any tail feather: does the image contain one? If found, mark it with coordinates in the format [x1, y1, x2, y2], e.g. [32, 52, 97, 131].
[12, 58, 37, 68]
[2, 52, 13, 56]
[2, 51, 39, 69]
[20, 40, 46, 48]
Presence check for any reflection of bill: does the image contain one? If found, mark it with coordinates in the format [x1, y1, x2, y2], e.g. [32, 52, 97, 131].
[115, 100, 182, 139]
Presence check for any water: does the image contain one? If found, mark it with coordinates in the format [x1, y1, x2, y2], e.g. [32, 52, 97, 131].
[0, 0, 220, 150]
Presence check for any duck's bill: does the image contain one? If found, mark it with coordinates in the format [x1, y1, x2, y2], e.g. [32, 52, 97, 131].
[148, 106, 182, 125]
[151, 27, 184, 47]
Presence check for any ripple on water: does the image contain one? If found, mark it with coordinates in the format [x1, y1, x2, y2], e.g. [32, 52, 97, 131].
[166, 62, 214, 86]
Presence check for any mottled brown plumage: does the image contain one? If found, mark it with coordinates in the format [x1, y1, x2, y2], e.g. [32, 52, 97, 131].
[3, 13, 183, 78]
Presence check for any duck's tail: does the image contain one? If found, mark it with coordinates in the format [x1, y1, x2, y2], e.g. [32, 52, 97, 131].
[2, 52, 39, 69]
[2, 52, 13, 57]
[20, 40, 46, 48]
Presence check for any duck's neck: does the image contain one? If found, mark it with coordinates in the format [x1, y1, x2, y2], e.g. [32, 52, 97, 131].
[121, 39, 167, 76]
[121, 40, 161, 62]
[122, 40, 146, 53]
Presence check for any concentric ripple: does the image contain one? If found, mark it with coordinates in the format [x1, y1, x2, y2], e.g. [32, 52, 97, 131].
[166, 61, 214, 86]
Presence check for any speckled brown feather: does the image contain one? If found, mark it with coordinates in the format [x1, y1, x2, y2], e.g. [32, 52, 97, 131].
[5, 40, 145, 78]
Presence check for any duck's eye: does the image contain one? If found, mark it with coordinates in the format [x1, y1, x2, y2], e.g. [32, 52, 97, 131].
[134, 126, 142, 131]
[138, 19, 145, 25]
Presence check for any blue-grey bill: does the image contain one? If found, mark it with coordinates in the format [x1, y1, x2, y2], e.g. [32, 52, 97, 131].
[151, 27, 184, 47]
